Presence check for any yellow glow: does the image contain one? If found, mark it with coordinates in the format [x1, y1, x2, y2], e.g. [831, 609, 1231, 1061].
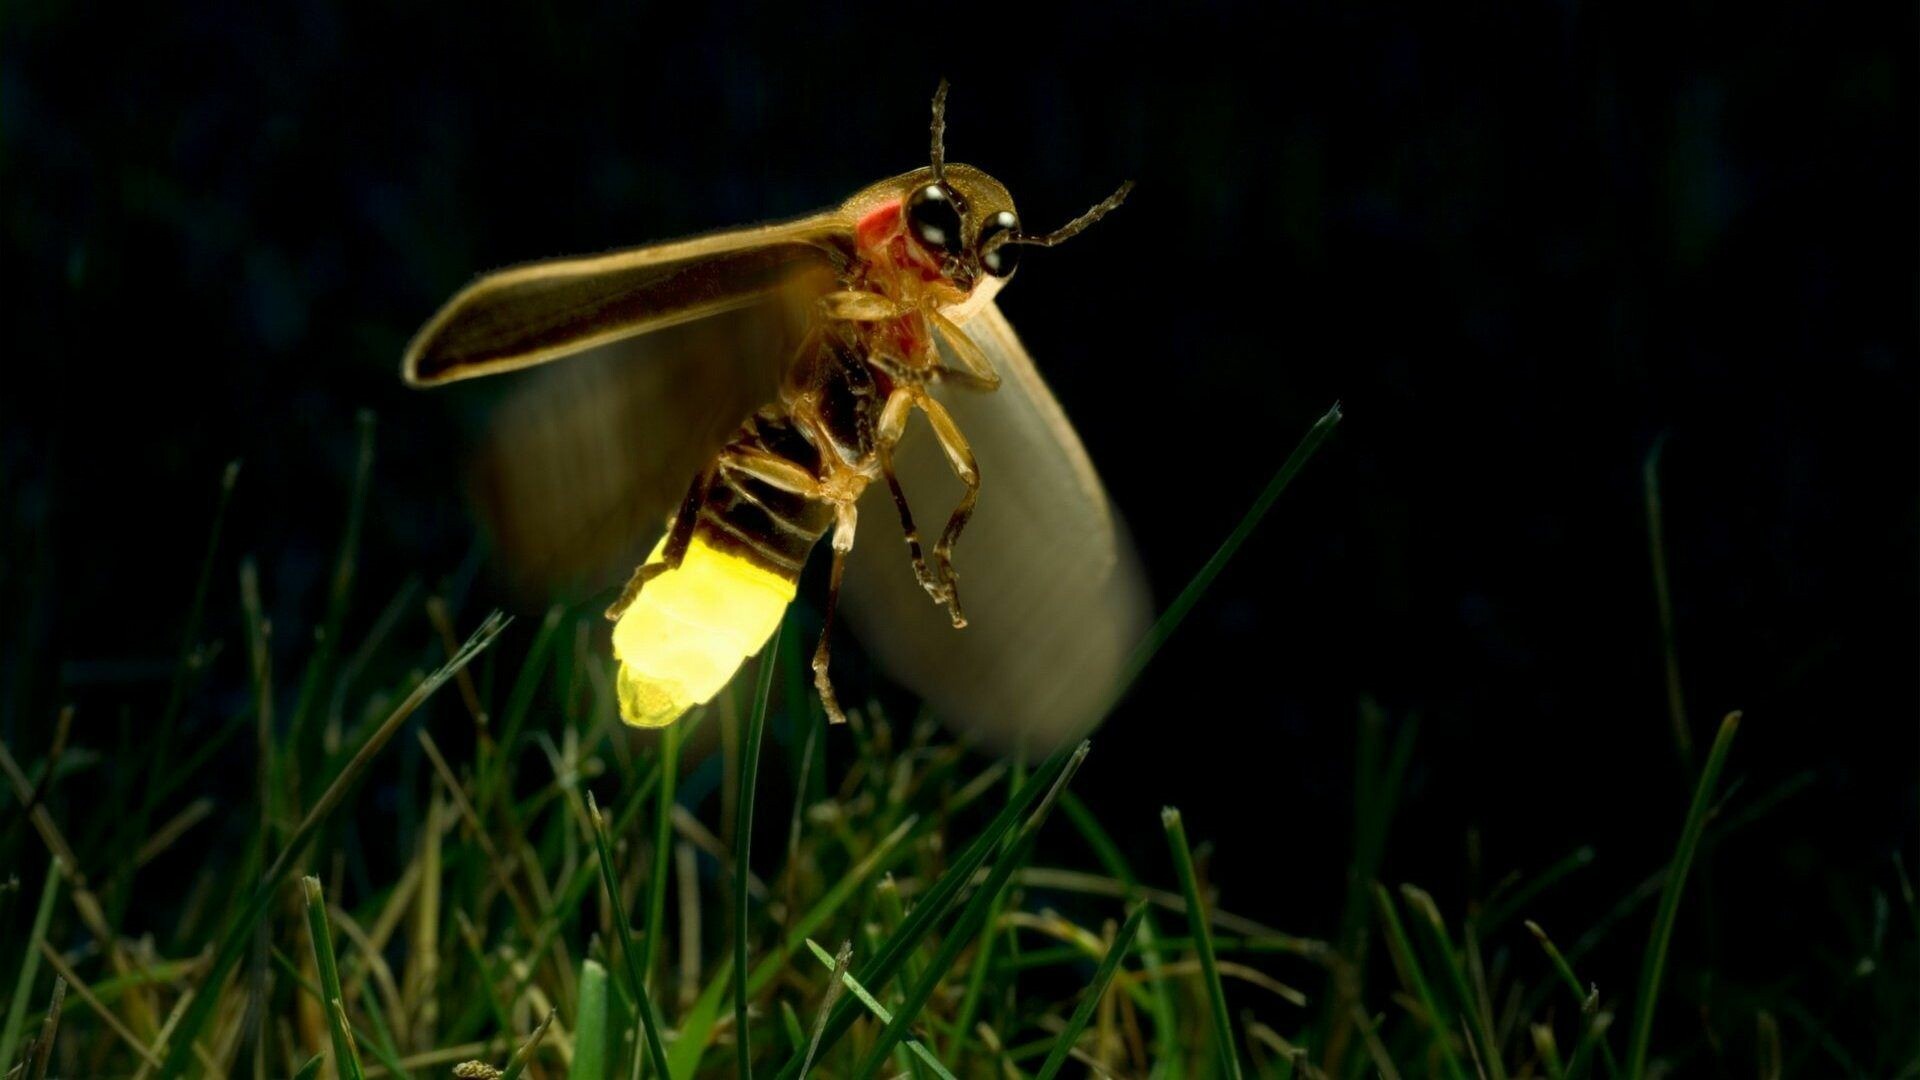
[611, 533, 796, 728]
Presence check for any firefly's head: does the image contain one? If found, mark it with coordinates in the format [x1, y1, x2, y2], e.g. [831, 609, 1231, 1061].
[846, 81, 1132, 311]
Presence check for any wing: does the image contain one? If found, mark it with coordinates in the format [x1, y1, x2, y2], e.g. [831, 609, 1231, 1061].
[403, 213, 850, 386]
[841, 301, 1152, 754]
[456, 290, 816, 605]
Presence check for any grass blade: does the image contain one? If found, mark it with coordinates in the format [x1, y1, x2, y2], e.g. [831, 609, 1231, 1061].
[1372, 883, 1467, 1079]
[1643, 434, 1692, 768]
[770, 738, 1085, 1080]
[501, 1008, 557, 1080]
[1164, 807, 1243, 1080]
[1113, 402, 1342, 705]
[1474, 846, 1596, 938]
[159, 610, 508, 1076]
[0, 856, 60, 1076]
[734, 630, 780, 1079]
[571, 957, 610, 1080]
[778, 1001, 806, 1056]
[1058, 792, 1181, 1067]
[674, 816, 919, 1079]
[799, 942, 852, 1080]
[1625, 709, 1741, 1076]
[1035, 903, 1146, 1080]
[588, 794, 672, 1080]
[1399, 885, 1505, 1080]
[802, 940, 956, 1080]
[302, 876, 363, 1080]
[851, 742, 1090, 1079]
[292, 1052, 325, 1080]
[26, 975, 64, 1080]
[644, 717, 684, 995]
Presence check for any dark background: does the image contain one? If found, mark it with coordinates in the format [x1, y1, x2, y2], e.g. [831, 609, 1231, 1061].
[5, 0, 1914, 1062]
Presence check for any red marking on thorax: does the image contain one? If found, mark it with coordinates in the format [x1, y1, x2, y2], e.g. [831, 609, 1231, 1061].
[852, 199, 935, 360]
[854, 199, 946, 285]
[855, 201, 902, 251]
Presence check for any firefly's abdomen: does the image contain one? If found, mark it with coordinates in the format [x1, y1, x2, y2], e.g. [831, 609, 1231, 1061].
[612, 529, 799, 726]
[612, 409, 838, 727]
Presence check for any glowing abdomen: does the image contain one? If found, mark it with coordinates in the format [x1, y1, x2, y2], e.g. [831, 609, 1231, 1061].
[612, 531, 798, 727]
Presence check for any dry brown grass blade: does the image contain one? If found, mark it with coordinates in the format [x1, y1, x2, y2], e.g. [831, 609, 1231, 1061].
[133, 797, 215, 868]
[37, 943, 163, 1071]
[0, 743, 165, 1042]
[25, 975, 65, 1080]
[330, 904, 409, 1044]
[419, 729, 544, 939]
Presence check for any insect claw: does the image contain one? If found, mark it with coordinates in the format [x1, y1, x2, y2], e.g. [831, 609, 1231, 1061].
[813, 662, 848, 725]
[939, 570, 967, 627]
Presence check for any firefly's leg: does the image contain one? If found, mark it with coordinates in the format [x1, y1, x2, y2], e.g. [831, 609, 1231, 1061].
[811, 502, 858, 725]
[915, 393, 979, 628]
[605, 465, 713, 621]
[873, 388, 945, 602]
[819, 290, 908, 323]
[926, 310, 1002, 392]
[717, 448, 822, 495]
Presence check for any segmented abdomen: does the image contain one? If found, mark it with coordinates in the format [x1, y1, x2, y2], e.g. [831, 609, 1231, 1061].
[611, 410, 839, 727]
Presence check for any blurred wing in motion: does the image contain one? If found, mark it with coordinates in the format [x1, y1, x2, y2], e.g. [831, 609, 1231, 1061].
[461, 295, 815, 605]
[843, 301, 1151, 753]
[403, 215, 849, 386]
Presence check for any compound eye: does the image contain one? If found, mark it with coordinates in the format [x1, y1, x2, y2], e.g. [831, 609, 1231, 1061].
[976, 210, 1021, 277]
[906, 183, 963, 254]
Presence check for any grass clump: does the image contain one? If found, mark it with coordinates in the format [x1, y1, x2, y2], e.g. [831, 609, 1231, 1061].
[0, 403, 1910, 1078]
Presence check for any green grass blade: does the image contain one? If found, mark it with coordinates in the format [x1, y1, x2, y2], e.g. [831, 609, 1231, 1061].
[851, 742, 1090, 1079]
[301, 877, 363, 1080]
[329, 1000, 367, 1079]
[159, 611, 507, 1076]
[735, 631, 780, 1080]
[1642, 434, 1692, 768]
[495, 606, 563, 769]
[1563, 1010, 1613, 1080]
[1523, 913, 1620, 1080]
[0, 857, 60, 1077]
[1035, 903, 1147, 1080]
[289, 408, 376, 748]
[124, 459, 240, 913]
[1069, 799, 1185, 1069]
[943, 879, 1007, 1063]
[674, 815, 920, 1079]
[1474, 846, 1596, 938]
[571, 958, 611, 1080]
[779, 1001, 806, 1056]
[803, 940, 957, 1080]
[501, 1008, 557, 1080]
[1399, 884, 1505, 1080]
[1523, 921, 1592, 1010]
[1626, 710, 1741, 1076]
[1060, 791, 1181, 1067]
[291, 1052, 325, 1080]
[588, 794, 673, 1080]
[1372, 883, 1467, 1080]
[268, 946, 409, 1078]
[770, 739, 1085, 1080]
[643, 717, 684, 995]
[1165, 808, 1243, 1080]
[798, 941, 853, 1080]
[1111, 402, 1341, 708]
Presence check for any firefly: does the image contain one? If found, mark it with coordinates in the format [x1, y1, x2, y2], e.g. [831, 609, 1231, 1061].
[404, 83, 1147, 751]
